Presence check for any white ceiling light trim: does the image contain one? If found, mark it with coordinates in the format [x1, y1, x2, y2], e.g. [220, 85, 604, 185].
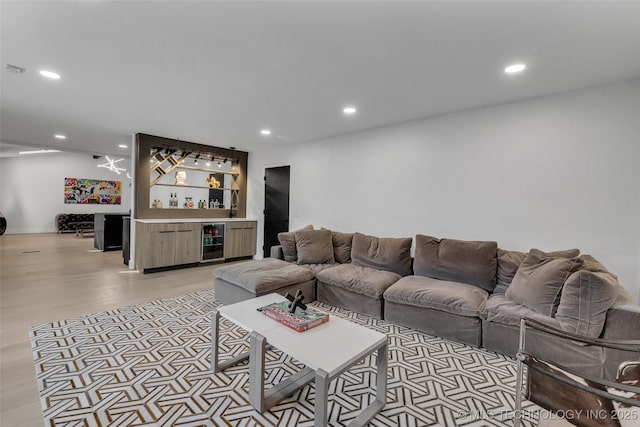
[260, 129, 272, 136]
[19, 149, 61, 155]
[118, 144, 128, 148]
[39, 70, 61, 79]
[504, 63, 527, 74]
[54, 134, 67, 139]
[343, 106, 357, 115]
[97, 156, 126, 174]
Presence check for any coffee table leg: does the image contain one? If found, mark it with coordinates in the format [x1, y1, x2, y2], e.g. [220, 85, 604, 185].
[249, 331, 267, 413]
[211, 309, 220, 372]
[315, 368, 330, 427]
[376, 341, 388, 404]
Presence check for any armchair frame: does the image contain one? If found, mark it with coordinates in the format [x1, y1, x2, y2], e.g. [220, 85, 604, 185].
[514, 318, 640, 427]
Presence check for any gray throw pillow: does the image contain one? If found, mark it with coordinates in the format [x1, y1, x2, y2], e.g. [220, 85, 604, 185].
[351, 232, 412, 276]
[495, 248, 581, 294]
[294, 229, 335, 265]
[506, 248, 583, 317]
[495, 249, 527, 294]
[556, 269, 619, 337]
[277, 224, 313, 262]
[414, 235, 498, 291]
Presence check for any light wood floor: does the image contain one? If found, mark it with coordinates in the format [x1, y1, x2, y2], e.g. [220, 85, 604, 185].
[0, 233, 239, 426]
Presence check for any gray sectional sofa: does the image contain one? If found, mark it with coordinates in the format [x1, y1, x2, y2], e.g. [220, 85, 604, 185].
[264, 226, 640, 379]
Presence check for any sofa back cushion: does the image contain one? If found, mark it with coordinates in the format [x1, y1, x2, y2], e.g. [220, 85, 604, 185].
[294, 229, 335, 265]
[331, 231, 354, 264]
[414, 235, 498, 291]
[351, 232, 412, 276]
[495, 249, 527, 294]
[277, 225, 313, 262]
[555, 267, 619, 338]
[579, 254, 615, 275]
[505, 248, 583, 317]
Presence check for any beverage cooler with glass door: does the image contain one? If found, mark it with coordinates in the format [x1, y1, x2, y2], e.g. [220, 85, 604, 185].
[202, 223, 225, 262]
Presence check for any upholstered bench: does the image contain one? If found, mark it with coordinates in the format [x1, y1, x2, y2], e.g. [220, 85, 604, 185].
[213, 258, 316, 305]
[56, 213, 95, 233]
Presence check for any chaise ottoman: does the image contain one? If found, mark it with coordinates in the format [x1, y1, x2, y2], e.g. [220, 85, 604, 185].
[213, 258, 316, 305]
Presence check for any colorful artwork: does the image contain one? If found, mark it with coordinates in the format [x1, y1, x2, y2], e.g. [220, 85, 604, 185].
[64, 178, 122, 204]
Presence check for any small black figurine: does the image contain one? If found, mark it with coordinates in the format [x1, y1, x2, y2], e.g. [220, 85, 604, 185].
[285, 290, 307, 314]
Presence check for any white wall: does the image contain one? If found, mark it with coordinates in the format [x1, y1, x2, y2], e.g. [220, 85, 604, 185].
[247, 80, 640, 302]
[0, 152, 132, 233]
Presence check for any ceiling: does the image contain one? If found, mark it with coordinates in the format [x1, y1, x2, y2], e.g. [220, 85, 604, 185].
[2, 1, 640, 158]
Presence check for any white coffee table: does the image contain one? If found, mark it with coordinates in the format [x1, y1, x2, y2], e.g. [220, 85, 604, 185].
[211, 293, 388, 427]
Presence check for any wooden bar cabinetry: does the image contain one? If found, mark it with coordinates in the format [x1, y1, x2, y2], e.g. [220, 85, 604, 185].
[225, 221, 258, 259]
[136, 222, 201, 271]
[135, 220, 257, 273]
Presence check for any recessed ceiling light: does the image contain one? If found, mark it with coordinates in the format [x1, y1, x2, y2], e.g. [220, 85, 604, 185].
[118, 144, 128, 149]
[54, 134, 66, 140]
[343, 106, 357, 115]
[39, 70, 61, 79]
[260, 129, 272, 136]
[504, 63, 526, 74]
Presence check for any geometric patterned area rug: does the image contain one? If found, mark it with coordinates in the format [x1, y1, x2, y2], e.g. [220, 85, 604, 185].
[30, 289, 538, 426]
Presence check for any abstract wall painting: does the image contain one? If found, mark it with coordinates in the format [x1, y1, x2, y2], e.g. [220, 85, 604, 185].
[64, 178, 122, 204]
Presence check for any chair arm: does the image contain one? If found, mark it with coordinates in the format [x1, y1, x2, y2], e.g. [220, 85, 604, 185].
[520, 318, 640, 352]
[270, 245, 284, 260]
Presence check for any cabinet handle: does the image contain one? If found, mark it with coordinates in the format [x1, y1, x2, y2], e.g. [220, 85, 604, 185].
[159, 230, 175, 233]
[177, 229, 193, 232]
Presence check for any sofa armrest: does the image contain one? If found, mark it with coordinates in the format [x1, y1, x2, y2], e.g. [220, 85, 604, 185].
[602, 306, 640, 340]
[270, 245, 284, 260]
[602, 286, 640, 340]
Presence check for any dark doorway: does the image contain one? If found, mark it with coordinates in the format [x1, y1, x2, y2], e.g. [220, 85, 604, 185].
[264, 166, 290, 258]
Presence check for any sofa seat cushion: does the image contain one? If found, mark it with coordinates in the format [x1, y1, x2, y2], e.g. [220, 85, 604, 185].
[384, 275, 489, 318]
[213, 258, 315, 294]
[316, 263, 401, 299]
[300, 263, 338, 275]
[481, 294, 560, 329]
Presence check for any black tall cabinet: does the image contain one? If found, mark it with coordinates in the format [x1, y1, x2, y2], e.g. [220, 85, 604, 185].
[94, 213, 129, 251]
